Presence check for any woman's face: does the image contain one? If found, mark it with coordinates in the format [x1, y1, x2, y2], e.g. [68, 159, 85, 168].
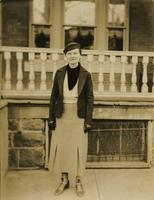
[65, 48, 81, 66]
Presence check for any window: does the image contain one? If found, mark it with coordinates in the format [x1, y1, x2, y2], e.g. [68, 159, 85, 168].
[107, 0, 127, 51]
[31, 0, 51, 48]
[29, 0, 129, 50]
[88, 120, 147, 163]
[64, 0, 96, 49]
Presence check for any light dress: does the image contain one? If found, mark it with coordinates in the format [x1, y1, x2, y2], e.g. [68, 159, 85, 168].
[48, 72, 87, 183]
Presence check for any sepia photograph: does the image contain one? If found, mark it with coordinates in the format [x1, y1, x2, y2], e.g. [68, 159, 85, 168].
[0, 0, 154, 200]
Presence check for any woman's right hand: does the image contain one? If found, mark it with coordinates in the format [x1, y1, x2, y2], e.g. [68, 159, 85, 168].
[48, 120, 56, 130]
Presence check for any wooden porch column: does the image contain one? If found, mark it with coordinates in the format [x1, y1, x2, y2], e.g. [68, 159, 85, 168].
[95, 0, 106, 50]
[0, 1, 2, 46]
[52, 0, 64, 48]
[0, 2, 2, 94]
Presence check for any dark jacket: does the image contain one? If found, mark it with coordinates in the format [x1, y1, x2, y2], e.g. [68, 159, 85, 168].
[49, 64, 94, 128]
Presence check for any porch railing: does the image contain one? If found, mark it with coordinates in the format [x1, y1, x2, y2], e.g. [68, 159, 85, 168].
[0, 46, 154, 101]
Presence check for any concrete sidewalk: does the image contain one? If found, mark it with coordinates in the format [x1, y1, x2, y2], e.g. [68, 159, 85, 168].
[3, 168, 154, 200]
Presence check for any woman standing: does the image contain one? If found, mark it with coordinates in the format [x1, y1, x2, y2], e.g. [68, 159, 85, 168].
[48, 42, 94, 197]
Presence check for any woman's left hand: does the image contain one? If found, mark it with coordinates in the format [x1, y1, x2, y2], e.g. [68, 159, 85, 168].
[84, 122, 92, 133]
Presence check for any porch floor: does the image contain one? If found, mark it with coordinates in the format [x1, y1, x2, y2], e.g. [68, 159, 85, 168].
[4, 168, 154, 200]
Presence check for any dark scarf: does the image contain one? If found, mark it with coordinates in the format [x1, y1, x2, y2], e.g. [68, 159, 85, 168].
[66, 63, 80, 90]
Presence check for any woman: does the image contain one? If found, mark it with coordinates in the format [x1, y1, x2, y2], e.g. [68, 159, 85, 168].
[48, 42, 94, 197]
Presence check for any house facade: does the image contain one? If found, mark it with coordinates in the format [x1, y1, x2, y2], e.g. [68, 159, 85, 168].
[0, 0, 154, 170]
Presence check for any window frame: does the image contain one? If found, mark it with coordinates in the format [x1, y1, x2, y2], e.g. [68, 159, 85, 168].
[105, 0, 129, 51]
[63, 0, 97, 49]
[29, 0, 52, 48]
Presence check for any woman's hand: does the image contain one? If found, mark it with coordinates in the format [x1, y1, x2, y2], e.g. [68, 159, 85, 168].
[48, 120, 56, 130]
[84, 122, 92, 133]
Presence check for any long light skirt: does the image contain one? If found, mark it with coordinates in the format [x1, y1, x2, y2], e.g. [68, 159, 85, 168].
[48, 103, 87, 180]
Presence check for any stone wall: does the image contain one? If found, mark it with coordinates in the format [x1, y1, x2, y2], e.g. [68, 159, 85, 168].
[7, 102, 154, 169]
[8, 103, 48, 169]
[0, 101, 8, 199]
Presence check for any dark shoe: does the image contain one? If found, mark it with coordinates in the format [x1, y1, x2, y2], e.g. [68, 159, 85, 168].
[54, 180, 69, 196]
[76, 182, 84, 197]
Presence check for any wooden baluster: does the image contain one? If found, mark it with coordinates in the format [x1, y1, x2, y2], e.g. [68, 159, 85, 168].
[28, 52, 35, 90]
[142, 56, 149, 93]
[109, 55, 116, 92]
[52, 53, 58, 80]
[131, 56, 138, 92]
[16, 52, 23, 90]
[40, 53, 47, 91]
[87, 54, 93, 73]
[121, 55, 127, 93]
[4, 52, 11, 90]
[98, 55, 104, 93]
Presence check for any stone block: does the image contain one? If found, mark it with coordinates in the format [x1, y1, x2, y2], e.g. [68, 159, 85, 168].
[8, 119, 20, 131]
[19, 148, 44, 168]
[8, 105, 49, 119]
[9, 149, 18, 168]
[93, 106, 154, 120]
[21, 119, 44, 130]
[14, 131, 44, 147]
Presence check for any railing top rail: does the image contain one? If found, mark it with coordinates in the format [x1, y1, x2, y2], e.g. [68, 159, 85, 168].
[1, 46, 154, 57]
[0, 46, 64, 54]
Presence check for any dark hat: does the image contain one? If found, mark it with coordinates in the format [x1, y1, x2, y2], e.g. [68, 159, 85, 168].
[63, 42, 81, 54]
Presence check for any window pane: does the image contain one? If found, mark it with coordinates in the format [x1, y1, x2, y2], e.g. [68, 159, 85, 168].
[108, 0, 125, 26]
[108, 29, 123, 50]
[65, 26, 94, 49]
[64, 0, 95, 26]
[64, 0, 95, 49]
[33, 0, 50, 24]
[34, 25, 50, 48]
